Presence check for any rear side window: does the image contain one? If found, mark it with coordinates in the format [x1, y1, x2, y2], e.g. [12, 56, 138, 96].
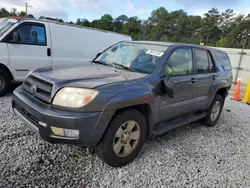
[214, 52, 232, 71]
[194, 49, 215, 74]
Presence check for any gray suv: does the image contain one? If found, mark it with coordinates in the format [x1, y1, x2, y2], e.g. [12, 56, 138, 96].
[12, 41, 233, 167]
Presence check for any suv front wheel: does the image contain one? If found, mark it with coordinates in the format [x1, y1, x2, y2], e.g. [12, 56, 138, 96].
[203, 94, 224, 127]
[96, 109, 147, 167]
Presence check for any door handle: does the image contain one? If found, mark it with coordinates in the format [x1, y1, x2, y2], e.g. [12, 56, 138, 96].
[212, 75, 217, 80]
[190, 78, 196, 84]
[47, 48, 51, 57]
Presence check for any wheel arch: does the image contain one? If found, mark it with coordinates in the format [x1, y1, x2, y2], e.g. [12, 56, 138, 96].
[92, 90, 158, 145]
[113, 103, 153, 138]
[216, 87, 229, 99]
[0, 63, 14, 81]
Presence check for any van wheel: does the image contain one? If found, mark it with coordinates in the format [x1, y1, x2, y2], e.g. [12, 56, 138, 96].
[203, 94, 224, 127]
[96, 109, 147, 167]
[0, 69, 11, 97]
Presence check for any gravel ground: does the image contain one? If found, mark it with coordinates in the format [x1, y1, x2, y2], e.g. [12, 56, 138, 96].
[1, 94, 250, 188]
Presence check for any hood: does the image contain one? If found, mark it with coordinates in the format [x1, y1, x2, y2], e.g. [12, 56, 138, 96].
[32, 62, 146, 90]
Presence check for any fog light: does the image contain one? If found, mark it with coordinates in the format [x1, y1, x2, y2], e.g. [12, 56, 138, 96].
[64, 129, 79, 138]
[51, 126, 64, 136]
[50, 126, 79, 138]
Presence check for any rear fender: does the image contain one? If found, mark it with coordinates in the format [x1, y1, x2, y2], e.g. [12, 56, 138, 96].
[208, 80, 230, 108]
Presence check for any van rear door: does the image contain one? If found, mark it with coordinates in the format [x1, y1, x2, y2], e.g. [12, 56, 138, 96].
[6, 21, 52, 81]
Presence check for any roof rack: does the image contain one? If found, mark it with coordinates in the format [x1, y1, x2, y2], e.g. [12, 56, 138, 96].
[39, 16, 58, 22]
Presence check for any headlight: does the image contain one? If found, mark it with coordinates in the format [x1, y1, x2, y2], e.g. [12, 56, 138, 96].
[53, 87, 99, 108]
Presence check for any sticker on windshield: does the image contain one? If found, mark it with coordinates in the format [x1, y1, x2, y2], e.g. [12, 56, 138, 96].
[8, 19, 17, 24]
[145, 49, 164, 57]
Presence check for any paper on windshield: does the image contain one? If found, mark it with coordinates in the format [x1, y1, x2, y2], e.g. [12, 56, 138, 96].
[8, 19, 18, 24]
[145, 49, 164, 57]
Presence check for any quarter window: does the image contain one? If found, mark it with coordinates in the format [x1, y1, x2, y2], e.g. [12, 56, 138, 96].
[214, 52, 232, 71]
[165, 48, 193, 76]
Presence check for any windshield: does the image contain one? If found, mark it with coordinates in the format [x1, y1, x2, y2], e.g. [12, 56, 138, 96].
[95, 42, 168, 73]
[0, 18, 17, 37]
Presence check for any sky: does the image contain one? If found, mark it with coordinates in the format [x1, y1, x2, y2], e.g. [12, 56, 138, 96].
[2, 0, 250, 22]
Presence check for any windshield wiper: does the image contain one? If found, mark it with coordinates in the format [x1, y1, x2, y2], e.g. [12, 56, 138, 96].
[91, 60, 109, 66]
[111, 62, 136, 72]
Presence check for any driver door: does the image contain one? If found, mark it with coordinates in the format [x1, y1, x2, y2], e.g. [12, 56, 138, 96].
[6, 22, 52, 81]
[158, 47, 197, 122]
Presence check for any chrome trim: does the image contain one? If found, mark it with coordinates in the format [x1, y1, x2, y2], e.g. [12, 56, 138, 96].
[13, 108, 39, 133]
[50, 134, 79, 140]
[38, 121, 48, 128]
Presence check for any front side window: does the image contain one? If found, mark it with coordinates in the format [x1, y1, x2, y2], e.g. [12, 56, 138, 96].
[10, 24, 46, 45]
[194, 49, 214, 74]
[95, 42, 168, 73]
[165, 48, 193, 76]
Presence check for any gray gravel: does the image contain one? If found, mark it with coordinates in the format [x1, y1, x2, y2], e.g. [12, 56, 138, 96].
[1, 94, 250, 188]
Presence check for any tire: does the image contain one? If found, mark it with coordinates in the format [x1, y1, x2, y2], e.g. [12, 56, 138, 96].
[0, 69, 11, 97]
[96, 109, 147, 167]
[203, 94, 224, 127]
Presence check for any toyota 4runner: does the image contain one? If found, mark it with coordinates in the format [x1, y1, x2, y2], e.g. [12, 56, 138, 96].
[12, 41, 233, 167]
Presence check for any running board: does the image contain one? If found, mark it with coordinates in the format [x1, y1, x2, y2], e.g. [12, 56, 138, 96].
[152, 112, 207, 136]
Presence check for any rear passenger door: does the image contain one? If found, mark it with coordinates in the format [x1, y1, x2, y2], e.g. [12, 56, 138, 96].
[193, 48, 217, 110]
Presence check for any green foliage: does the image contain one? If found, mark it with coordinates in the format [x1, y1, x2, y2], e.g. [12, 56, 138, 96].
[27, 14, 34, 18]
[1, 6, 250, 48]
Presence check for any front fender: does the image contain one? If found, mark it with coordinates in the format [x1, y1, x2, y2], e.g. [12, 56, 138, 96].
[103, 89, 159, 137]
[103, 89, 153, 110]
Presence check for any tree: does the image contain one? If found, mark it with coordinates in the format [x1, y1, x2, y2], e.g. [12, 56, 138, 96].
[27, 14, 34, 18]
[10, 8, 17, 16]
[98, 14, 113, 31]
[19, 11, 26, 17]
[76, 18, 90, 26]
[115, 15, 129, 23]
[148, 7, 169, 40]
[167, 9, 188, 42]
[58, 18, 64, 23]
[113, 15, 129, 33]
[2, 6, 250, 48]
[201, 8, 221, 45]
[219, 9, 235, 38]
[76, 18, 81, 25]
[0, 8, 10, 18]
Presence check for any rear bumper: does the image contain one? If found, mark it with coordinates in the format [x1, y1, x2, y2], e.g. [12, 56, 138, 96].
[12, 86, 115, 146]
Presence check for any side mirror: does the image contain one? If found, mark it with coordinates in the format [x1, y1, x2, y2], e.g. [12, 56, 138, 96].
[162, 78, 174, 98]
[9, 32, 20, 43]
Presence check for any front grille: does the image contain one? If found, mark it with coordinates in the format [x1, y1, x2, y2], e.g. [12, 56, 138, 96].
[23, 75, 53, 103]
[13, 102, 39, 127]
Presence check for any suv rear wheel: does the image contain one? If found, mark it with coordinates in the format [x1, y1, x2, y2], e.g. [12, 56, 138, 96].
[203, 94, 224, 127]
[96, 109, 147, 167]
[0, 69, 11, 97]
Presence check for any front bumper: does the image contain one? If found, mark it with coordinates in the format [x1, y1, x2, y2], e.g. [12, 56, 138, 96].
[12, 86, 115, 146]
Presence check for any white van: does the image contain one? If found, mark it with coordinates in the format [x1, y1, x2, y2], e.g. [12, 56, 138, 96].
[0, 17, 132, 96]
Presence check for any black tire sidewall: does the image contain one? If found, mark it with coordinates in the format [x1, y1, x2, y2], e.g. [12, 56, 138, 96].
[0, 69, 11, 97]
[97, 109, 147, 167]
[204, 94, 224, 127]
